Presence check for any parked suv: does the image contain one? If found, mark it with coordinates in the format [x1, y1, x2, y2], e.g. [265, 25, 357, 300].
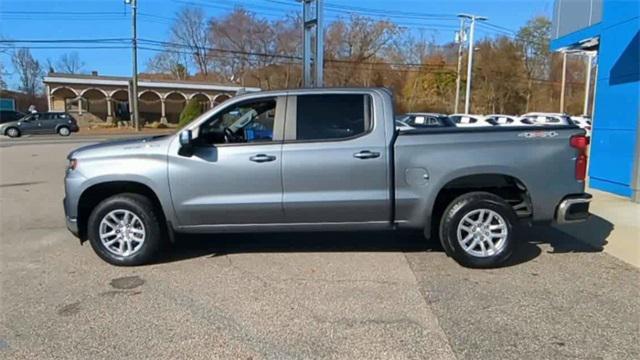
[0, 112, 79, 137]
[0, 110, 26, 124]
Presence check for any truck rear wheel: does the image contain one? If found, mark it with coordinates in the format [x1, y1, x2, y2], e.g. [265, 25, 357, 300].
[87, 193, 163, 266]
[439, 192, 517, 268]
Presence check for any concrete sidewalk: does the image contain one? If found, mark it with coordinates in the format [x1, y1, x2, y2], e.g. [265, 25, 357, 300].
[557, 188, 640, 267]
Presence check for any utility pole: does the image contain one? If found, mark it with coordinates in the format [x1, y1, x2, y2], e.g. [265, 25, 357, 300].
[560, 52, 567, 113]
[126, 0, 140, 131]
[302, 0, 323, 87]
[458, 13, 487, 114]
[453, 17, 467, 113]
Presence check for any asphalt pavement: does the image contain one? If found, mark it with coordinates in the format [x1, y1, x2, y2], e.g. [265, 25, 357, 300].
[0, 135, 638, 359]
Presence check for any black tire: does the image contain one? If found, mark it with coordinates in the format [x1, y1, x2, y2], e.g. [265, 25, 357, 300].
[87, 193, 163, 266]
[57, 126, 71, 136]
[5, 127, 20, 138]
[439, 191, 517, 268]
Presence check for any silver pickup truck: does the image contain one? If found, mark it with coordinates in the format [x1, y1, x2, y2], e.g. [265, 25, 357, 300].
[63, 88, 591, 268]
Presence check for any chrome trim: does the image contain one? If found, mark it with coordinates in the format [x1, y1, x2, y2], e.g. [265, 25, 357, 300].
[556, 194, 592, 224]
[176, 221, 392, 233]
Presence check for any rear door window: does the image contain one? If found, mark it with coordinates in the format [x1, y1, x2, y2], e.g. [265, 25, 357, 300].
[294, 94, 372, 141]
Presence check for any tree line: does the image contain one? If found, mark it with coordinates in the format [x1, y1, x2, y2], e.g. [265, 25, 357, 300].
[2, 6, 594, 116]
[147, 6, 594, 115]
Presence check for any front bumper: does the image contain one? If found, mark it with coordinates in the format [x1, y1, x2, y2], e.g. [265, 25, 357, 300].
[555, 193, 592, 224]
[63, 197, 79, 237]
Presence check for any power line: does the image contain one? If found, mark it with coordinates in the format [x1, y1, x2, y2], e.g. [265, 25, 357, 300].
[0, 38, 130, 44]
[0, 46, 132, 50]
[260, 0, 457, 19]
[0, 37, 454, 70]
[476, 22, 549, 48]
[0, 10, 126, 16]
[482, 22, 518, 34]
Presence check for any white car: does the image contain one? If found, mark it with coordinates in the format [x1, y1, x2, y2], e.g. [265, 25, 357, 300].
[484, 114, 530, 126]
[570, 116, 592, 137]
[448, 114, 492, 127]
[394, 117, 414, 131]
[520, 112, 573, 126]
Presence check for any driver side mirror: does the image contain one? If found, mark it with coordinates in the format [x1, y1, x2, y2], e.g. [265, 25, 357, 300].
[179, 129, 192, 146]
[178, 129, 193, 157]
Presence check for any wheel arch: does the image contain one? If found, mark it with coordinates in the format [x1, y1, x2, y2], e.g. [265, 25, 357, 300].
[76, 181, 166, 241]
[4, 126, 20, 136]
[55, 123, 70, 133]
[426, 171, 532, 237]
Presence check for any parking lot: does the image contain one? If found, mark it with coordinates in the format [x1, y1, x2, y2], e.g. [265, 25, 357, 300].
[1, 135, 639, 359]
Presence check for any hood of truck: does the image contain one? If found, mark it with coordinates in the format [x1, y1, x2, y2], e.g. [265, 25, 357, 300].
[68, 134, 173, 160]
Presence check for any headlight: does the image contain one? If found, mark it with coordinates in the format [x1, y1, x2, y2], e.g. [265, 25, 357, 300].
[67, 158, 78, 171]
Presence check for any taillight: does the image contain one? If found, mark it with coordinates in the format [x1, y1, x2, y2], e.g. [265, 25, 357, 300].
[575, 154, 587, 180]
[570, 135, 589, 181]
[570, 135, 589, 150]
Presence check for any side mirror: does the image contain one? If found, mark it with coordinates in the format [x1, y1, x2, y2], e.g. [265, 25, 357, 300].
[178, 130, 193, 157]
[179, 129, 192, 146]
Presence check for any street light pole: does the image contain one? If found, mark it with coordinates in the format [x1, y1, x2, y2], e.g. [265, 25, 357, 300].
[560, 51, 567, 113]
[458, 13, 487, 114]
[454, 17, 466, 114]
[126, 0, 140, 131]
[302, 0, 324, 87]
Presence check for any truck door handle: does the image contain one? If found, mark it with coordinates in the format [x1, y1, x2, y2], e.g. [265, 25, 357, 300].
[249, 154, 276, 163]
[353, 150, 380, 159]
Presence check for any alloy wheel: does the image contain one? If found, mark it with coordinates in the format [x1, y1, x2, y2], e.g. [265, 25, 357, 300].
[456, 208, 508, 257]
[99, 209, 146, 257]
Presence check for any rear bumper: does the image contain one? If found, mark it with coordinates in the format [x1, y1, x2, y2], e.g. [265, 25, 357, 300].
[555, 193, 592, 224]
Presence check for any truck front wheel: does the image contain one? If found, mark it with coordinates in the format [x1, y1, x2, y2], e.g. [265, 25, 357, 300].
[87, 193, 163, 266]
[439, 192, 517, 268]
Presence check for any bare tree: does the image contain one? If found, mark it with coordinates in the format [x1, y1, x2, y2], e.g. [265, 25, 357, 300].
[0, 62, 8, 89]
[146, 50, 190, 80]
[0, 37, 11, 89]
[45, 58, 56, 73]
[209, 8, 277, 82]
[12, 48, 43, 95]
[324, 15, 401, 86]
[517, 16, 552, 111]
[56, 52, 85, 74]
[171, 6, 212, 76]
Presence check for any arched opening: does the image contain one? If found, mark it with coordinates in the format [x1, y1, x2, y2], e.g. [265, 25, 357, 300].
[82, 89, 108, 121]
[191, 93, 211, 113]
[164, 92, 187, 124]
[139, 90, 162, 125]
[213, 94, 231, 106]
[111, 89, 130, 121]
[51, 87, 78, 112]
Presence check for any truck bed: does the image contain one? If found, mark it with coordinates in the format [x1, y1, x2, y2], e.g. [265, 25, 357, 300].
[393, 125, 586, 230]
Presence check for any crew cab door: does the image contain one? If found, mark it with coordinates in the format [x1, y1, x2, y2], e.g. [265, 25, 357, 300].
[168, 96, 286, 226]
[281, 93, 390, 224]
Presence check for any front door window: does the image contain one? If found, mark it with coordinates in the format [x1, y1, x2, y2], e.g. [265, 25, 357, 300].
[196, 98, 276, 145]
